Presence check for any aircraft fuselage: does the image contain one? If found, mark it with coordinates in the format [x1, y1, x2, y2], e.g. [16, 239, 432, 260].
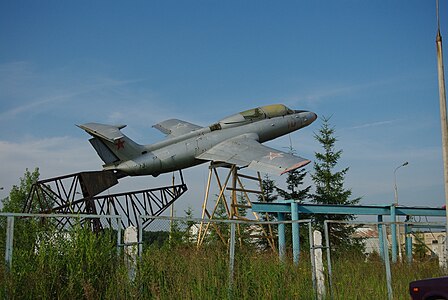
[106, 110, 316, 176]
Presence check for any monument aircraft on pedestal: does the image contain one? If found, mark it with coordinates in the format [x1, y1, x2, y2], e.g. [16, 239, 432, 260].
[78, 104, 317, 177]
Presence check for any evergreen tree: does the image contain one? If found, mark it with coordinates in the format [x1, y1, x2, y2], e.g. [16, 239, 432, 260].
[236, 191, 248, 217]
[311, 116, 362, 252]
[181, 206, 196, 245]
[206, 195, 229, 245]
[258, 174, 278, 203]
[276, 169, 310, 202]
[256, 175, 279, 250]
[276, 144, 311, 202]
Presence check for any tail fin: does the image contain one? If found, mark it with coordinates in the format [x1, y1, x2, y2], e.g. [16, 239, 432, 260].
[78, 123, 145, 165]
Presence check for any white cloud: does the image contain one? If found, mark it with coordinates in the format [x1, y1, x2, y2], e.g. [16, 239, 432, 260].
[283, 76, 408, 108]
[0, 137, 100, 193]
[349, 120, 398, 130]
[0, 61, 151, 123]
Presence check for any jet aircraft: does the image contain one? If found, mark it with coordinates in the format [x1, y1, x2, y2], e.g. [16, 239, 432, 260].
[78, 104, 317, 177]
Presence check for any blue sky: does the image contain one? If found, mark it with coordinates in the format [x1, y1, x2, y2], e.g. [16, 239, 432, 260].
[0, 1, 447, 217]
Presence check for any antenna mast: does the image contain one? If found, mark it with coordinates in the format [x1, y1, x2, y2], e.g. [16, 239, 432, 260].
[435, 0, 448, 268]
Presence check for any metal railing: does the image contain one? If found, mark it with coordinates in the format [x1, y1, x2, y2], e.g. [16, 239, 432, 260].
[138, 215, 318, 299]
[1, 212, 123, 271]
[323, 220, 447, 300]
[3, 213, 446, 299]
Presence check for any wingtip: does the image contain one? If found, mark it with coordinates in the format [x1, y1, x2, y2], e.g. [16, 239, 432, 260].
[280, 160, 311, 175]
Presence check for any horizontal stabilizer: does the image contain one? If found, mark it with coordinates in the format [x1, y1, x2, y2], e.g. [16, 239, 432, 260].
[153, 119, 202, 138]
[77, 123, 126, 143]
[79, 122, 145, 163]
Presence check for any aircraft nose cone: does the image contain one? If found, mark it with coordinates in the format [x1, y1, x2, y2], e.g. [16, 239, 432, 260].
[302, 111, 317, 125]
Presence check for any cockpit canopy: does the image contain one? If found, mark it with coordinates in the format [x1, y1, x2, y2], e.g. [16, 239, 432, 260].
[241, 104, 296, 120]
[217, 104, 295, 128]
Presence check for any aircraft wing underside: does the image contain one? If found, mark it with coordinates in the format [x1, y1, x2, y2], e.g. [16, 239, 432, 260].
[153, 119, 202, 138]
[196, 134, 310, 175]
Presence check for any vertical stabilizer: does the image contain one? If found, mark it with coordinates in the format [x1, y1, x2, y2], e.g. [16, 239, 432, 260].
[78, 123, 145, 165]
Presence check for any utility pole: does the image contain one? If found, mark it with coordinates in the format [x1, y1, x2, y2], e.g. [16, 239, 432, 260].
[394, 162, 409, 207]
[435, 0, 448, 268]
[394, 161, 408, 262]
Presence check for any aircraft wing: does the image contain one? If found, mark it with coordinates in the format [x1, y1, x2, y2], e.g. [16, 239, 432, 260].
[153, 119, 202, 138]
[196, 133, 310, 175]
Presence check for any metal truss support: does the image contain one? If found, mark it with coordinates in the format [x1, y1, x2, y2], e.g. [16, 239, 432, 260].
[24, 170, 188, 231]
[197, 163, 276, 251]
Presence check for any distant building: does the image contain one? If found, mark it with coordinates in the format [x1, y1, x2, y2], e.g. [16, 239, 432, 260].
[353, 226, 380, 255]
[353, 226, 446, 262]
[418, 231, 446, 261]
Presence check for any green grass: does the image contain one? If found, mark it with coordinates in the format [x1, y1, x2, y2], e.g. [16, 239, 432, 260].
[0, 227, 445, 299]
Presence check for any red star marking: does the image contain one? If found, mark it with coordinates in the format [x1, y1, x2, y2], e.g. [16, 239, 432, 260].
[115, 139, 125, 150]
[265, 152, 284, 160]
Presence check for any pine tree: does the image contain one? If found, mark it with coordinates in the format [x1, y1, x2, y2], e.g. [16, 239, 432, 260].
[181, 206, 196, 245]
[276, 168, 310, 202]
[258, 174, 278, 203]
[275, 144, 311, 202]
[256, 175, 279, 250]
[206, 195, 229, 245]
[311, 116, 362, 252]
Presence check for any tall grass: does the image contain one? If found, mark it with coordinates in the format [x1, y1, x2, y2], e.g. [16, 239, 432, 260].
[330, 252, 445, 300]
[0, 227, 446, 299]
[1, 225, 119, 299]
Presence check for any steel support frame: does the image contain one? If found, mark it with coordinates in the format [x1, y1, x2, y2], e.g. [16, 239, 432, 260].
[197, 162, 275, 250]
[23, 170, 188, 231]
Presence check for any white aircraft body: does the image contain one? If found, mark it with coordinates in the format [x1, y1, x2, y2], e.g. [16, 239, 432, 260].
[78, 104, 317, 177]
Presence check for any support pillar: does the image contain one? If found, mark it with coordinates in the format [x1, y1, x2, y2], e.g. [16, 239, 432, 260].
[278, 212, 286, 262]
[197, 163, 275, 250]
[124, 226, 137, 281]
[5, 216, 14, 271]
[391, 205, 397, 263]
[378, 215, 384, 260]
[405, 219, 413, 263]
[291, 202, 300, 264]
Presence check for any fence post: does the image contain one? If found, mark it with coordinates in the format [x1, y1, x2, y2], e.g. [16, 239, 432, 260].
[124, 226, 138, 281]
[291, 202, 300, 264]
[405, 222, 413, 263]
[324, 221, 333, 300]
[390, 205, 397, 263]
[378, 215, 384, 260]
[438, 234, 446, 268]
[138, 216, 143, 258]
[381, 224, 393, 300]
[5, 216, 14, 271]
[314, 230, 326, 300]
[278, 212, 286, 262]
[228, 222, 236, 299]
[117, 220, 122, 256]
[308, 222, 317, 300]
